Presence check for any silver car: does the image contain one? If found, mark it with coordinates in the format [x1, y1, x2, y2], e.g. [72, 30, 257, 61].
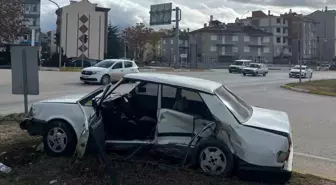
[20, 73, 293, 178]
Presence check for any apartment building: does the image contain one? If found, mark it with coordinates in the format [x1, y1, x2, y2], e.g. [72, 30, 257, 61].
[14, 0, 41, 45]
[56, 0, 110, 60]
[188, 16, 273, 66]
[161, 30, 189, 64]
[47, 30, 57, 55]
[240, 11, 291, 58]
[283, 10, 318, 63]
[306, 7, 336, 61]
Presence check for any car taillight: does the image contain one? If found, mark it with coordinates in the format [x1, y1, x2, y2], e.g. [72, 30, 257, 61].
[277, 137, 291, 163]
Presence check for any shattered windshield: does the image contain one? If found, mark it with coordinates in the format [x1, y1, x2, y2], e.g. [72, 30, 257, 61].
[215, 86, 253, 123]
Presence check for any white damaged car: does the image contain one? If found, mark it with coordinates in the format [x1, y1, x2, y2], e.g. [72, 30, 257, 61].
[20, 73, 293, 178]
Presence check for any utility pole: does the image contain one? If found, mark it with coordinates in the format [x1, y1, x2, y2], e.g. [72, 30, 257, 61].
[175, 7, 180, 69]
[48, 0, 62, 69]
[298, 19, 302, 83]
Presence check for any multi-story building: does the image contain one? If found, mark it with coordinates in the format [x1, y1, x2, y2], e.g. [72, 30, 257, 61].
[188, 16, 273, 66]
[283, 10, 318, 63]
[14, 0, 41, 46]
[47, 30, 57, 55]
[56, 0, 110, 60]
[240, 11, 291, 59]
[306, 7, 336, 61]
[161, 30, 189, 65]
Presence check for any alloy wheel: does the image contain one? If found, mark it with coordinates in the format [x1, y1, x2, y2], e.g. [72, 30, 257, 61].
[47, 127, 68, 153]
[199, 147, 227, 175]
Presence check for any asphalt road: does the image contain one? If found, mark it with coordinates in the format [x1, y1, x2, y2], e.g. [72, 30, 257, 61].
[0, 69, 336, 179]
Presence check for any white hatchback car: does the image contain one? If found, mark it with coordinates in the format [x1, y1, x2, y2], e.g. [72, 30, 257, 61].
[242, 63, 269, 76]
[80, 59, 139, 85]
[289, 65, 313, 78]
[20, 73, 293, 178]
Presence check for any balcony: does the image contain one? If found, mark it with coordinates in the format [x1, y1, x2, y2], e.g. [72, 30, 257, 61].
[248, 42, 267, 47]
[216, 43, 235, 46]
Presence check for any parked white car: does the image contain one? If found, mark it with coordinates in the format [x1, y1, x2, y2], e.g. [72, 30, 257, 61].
[289, 65, 313, 78]
[80, 59, 139, 85]
[228, 59, 251, 73]
[242, 63, 269, 76]
[20, 73, 293, 178]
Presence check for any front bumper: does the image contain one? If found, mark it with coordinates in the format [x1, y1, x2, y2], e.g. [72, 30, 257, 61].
[229, 67, 242, 72]
[289, 73, 304, 77]
[80, 73, 102, 82]
[242, 70, 257, 74]
[20, 118, 47, 136]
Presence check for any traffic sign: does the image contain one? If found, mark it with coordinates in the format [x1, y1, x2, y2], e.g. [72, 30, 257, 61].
[149, 3, 172, 26]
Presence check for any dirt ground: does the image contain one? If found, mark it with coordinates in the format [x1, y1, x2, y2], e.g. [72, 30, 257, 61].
[1, 120, 336, 185]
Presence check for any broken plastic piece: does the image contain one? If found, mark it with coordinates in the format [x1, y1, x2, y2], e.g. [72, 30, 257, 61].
[0, 163, 12, 173]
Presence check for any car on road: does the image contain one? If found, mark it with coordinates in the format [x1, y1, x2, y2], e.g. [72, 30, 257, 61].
[228, 59, 251, 73]
[316, 63, 330, 71]
[80, 59, 139, 85]
[289, 65, 313, 78]
[242, 63, 268, 76]
[20, 73, 293, 178]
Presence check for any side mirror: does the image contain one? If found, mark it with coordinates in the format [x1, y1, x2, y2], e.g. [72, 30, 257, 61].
[92, 98, 98, 108]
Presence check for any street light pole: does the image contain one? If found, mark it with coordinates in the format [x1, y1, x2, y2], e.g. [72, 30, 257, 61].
[49, 0, 62, 69]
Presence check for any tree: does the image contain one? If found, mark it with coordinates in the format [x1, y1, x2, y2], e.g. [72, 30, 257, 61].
[106, 22, 123, 59]
[122, 23, 155, 62]
[0, 0, 27, 43]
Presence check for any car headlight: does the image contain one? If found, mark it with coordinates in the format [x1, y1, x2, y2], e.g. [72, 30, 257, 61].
[91, 71, 100, 75]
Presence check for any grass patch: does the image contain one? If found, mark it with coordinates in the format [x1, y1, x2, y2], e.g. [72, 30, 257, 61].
[1, 121, 335, 185]
[286, 79, 336, 96]
[60, 67, 83, 72]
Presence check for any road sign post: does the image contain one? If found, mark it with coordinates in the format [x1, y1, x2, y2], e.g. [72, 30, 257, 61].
[11, 45, 39, 114]
[150, 3, 181, 68]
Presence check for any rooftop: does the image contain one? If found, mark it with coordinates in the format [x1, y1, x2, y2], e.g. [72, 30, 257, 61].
[190, 24, 272, 36]
[124, 73, 222, 94]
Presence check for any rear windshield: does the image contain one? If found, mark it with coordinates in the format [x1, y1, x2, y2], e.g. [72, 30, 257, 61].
[215, 86, 253, 123]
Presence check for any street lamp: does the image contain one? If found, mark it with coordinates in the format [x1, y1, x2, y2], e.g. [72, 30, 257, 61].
[48, 0, 62, 69]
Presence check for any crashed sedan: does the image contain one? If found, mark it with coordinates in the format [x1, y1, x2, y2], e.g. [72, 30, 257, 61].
[20, 73, 293, 178]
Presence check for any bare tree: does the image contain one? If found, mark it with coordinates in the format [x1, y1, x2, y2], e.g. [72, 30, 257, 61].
[0, 0, 27, 43]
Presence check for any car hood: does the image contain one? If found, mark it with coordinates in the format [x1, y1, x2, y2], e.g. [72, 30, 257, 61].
[290, 69, 306, 73]
[83, 66, 108, 72]
[243, 106, 291, 135]
[39, 93, 88, 103]
[243, 67, 257, 70]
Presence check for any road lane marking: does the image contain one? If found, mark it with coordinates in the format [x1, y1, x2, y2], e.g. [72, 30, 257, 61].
[294, 152, 336, 162]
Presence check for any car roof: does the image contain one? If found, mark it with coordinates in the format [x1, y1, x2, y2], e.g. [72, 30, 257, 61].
[235, 59, 251, 62]
[103, 59, 133, 62]
[124, 73, 222, 94]
[250, 63, 262, 65]
[294, 65, 307, 67]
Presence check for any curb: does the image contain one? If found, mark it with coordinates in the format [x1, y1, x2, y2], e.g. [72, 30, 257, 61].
[293, 170, 336, 182]
[281, 84, 336, 97]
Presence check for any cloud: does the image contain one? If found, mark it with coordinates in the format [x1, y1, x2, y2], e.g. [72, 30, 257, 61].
[39, 0, 336, 32]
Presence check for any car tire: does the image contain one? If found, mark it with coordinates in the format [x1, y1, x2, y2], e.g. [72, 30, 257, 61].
[196, 139, 234, 177]
[263, 73, 266, 76]
[229, 70, 232, 73]
[100, 74, 110, 85]
[243, 73, 246, 76]
[43, 120, 77, 157]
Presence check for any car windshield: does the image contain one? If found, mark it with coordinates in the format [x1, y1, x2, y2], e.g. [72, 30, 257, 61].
[293, 66, 306, 70]
[233, 61, 243, 65]
[95, 60, 116, 68]
[215, 86, 253, 123]
[249, 64, 259, 68]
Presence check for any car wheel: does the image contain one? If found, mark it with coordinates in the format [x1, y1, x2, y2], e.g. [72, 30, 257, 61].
[229, 70, 232, 73]
[43, 120, 77, 157]
[100, 74, 110, 85]
[263, 73, 266, 76]
[243, 73, 246, 76]
[196, 139, 234, 177]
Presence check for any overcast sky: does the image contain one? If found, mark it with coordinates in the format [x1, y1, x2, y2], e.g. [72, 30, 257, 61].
[41, 0, 336, 32]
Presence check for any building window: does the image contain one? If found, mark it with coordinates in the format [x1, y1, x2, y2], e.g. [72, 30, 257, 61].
[277, 37, 281, 43]
[32, 20, 36, 26]
[25, 4, 30, 12]
[23, 34, 29, 40]
[263, 37, 270, 43]
[210, 46, 217, 52]
[232, 35, 238, 41]
[244, 36, 250, 42]
[211, 35, 217, 41]
[31, 4, 37, 12]
[221, 47, 225, 55]
[163, 40, 166, 44]
[283, 19, 286, 24]
[244, 46, 250, 52]
[232, 47, 238, 52]
[179, 40, 183, 44]
[276, 28, 281, 33]
[277, 18, 280, 24]
[163, 49, 166, 52]
[263, 47, 270, 53]
[283, 38, 286, 43]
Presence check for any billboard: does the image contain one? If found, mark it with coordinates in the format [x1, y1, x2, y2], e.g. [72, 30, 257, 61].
[149, 3, 172, 26]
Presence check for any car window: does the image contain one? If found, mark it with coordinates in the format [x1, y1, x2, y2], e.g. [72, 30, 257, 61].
[135, 82, 158, 96]
[112, 62, 123, 69]
[124, 61, 133, 68]
[161, 85, 213, 119]
[95, 60, 116, 68]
